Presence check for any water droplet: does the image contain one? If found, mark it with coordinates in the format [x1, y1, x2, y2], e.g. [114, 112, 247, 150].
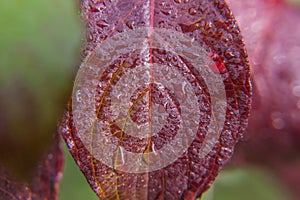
[216, 157, 224, 165]
[76, 90, 82, 102]
[114, 147, 125, 167]
[68, 140, 75, 148]
[161, 9, 171, 15]
[96, 20, 109, 28]
[189, 8, 197, 15]
[93, 2, 106, 10]
[160, 1, 166, 6]
[219, 147, 232, 157]
[205, 21, 213, 30]
[87, 32, 94, 42]
[224, 50, 235, 59]
[126, 21, 134, 29]
[152, 143, 158, 156]
[90, 1, 105, 12]
[90, 6, 100, 12]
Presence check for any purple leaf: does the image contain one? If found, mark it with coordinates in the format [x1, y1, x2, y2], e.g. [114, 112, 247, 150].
[60, 0, 251, 199]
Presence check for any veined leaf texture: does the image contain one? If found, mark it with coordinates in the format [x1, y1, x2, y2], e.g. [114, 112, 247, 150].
[60, 0, 251, 199]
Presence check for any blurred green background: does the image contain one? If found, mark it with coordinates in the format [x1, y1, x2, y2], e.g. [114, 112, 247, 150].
[0, 0, 299, 199]
[0, 0, 82, 179]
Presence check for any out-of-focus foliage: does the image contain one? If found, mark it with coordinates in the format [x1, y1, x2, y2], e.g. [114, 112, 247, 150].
[203, 168, 293, 200]
[227, 0, 300, 198]
[287, 0, 300, 6]
[0, 0, 82, 179]
[0, 134, 64, 200]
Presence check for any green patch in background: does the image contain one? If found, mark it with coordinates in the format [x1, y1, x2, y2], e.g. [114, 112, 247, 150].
[202, 167, 294, 200]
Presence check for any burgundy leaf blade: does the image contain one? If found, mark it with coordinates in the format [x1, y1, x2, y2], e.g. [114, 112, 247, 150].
[60, 0, 251, 199]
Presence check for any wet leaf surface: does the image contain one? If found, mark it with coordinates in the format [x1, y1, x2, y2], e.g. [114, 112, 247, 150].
[61, 0, 251, 199]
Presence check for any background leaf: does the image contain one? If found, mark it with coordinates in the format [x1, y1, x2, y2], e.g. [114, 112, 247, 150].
[0, 134, 64, 200]
[203, 168, 294, 200]
[0, 0, 82, 179]
[226, 0, 300, 198]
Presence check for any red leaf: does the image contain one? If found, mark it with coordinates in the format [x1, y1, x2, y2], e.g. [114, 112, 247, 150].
[0, 134, 64, 200]
[60, 0, 251, 199]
